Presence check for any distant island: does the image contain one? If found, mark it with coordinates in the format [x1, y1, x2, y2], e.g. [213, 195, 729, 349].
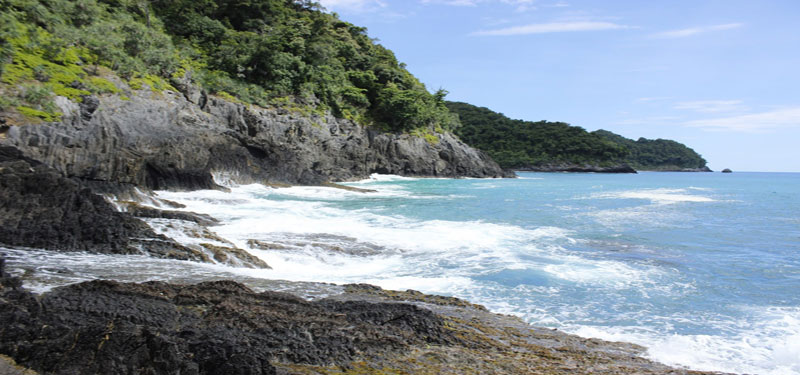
[448, 102, 710, 173]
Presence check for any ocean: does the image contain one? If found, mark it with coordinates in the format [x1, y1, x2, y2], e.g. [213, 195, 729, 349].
[4, 171, 800, 374]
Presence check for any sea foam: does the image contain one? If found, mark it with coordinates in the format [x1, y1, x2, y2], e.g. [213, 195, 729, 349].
[592, 188, 716, 204]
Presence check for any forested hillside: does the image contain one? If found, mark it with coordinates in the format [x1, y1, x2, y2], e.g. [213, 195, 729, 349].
[448, 101, 708, 171]
[591, 130, 708, 170]
[0, 0, 455, 133]
[0, 0, 707, 171]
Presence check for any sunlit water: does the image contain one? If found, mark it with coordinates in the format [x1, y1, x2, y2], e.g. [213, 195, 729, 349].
[4, 172, 800, 374]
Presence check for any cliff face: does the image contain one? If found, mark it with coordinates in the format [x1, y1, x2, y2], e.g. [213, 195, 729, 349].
[0, 80, 510, 192]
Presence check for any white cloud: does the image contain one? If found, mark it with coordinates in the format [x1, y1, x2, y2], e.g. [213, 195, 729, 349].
[420, 0, 479, 6]
[615, 116, 682, 126]
[651, 23, 743, 39]
[472, 21, 629, 36]
[675, 100, 748, 113]
[684, 107, 800, 132]
[421, 0, 536, 11]
[636, 97, 671, 102]
[318, 0, 387, 12]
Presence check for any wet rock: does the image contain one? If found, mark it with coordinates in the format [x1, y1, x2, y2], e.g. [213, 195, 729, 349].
[246, 234, 386, 257]
[120, 201, 220, 226]
[343, 284, 488, 310]
[0, 258, 725, 375]
[0, 262, 452, 375]
[198, 243, 270, 269]
[0, 146, 206, 261]
[246, 240, 293, 251]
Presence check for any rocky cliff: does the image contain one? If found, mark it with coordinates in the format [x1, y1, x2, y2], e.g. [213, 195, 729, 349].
[0, 77, 510, 193]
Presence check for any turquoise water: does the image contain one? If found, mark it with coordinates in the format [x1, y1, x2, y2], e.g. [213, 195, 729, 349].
[5, 171, 800, 373]
[252, 172, 800, 374]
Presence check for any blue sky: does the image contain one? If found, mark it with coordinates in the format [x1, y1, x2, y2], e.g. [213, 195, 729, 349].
[318, 0, 800, 172]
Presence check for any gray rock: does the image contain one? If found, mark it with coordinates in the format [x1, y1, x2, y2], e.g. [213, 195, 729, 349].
[1, 82, 511, 192]
[0, 146, 207, 261]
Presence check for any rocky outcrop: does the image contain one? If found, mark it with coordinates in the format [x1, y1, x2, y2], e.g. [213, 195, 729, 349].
[0, 146, 268, 268]
[0, 259, 719, 375]
[119, 202, 220, 227]
[0, 259, 453, 375]
[0, 147, 197, 259]
[518, 163, 637, 173]
[722, 168, 732, 173]
[0, 79, 510, 193]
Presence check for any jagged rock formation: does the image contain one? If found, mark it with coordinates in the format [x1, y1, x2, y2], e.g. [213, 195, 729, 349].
[0, 146, 196, 259]
[0, 259, 453, 375]
[0, 259, 719, 375]
[0, 146, 268, 268]
[0, 79, 510, 193]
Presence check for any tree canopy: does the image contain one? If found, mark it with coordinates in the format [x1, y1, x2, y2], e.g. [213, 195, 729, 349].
[447, 101, 707, 170]
[0, 0, 455, 132]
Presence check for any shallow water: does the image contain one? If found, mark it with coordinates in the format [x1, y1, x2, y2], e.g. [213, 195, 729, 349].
[4, 172, 799, 374]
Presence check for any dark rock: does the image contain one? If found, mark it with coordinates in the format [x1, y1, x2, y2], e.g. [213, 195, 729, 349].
[0, 146, 207, 261]
[518, 163, 637, 173]
[120, 201, 220, 227]
[0, 260, 723, 375]
[79, 95, 100, 122]
[198, 243, 270, 269]
[1, 79, 512, 193]
[722, 168, 732, 173]
[0, 265, 453, 375]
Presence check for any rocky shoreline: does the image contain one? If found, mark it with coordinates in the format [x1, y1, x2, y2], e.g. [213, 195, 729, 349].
[0, 258, 722, 375]
[0, 74, 729, 374]
[0, 71, 511, 266]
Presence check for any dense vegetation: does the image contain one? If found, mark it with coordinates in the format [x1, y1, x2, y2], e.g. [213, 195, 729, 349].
[591, 130, 708, 170]
[0, 0, 456, 133]
[448, 101, 707, 170]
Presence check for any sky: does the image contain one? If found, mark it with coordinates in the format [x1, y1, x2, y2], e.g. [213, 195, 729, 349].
[316, 0, 800, 172]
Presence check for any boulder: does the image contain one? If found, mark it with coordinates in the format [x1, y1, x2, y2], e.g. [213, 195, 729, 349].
[0, 146, 207, 261]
